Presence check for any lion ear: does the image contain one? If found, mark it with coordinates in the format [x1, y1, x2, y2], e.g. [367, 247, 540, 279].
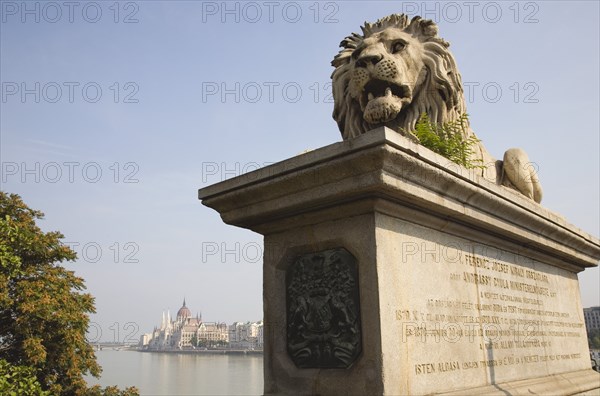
[340, 33, 362, 50]
[408, 16, 439, 39]
[332, 33, 362, 68]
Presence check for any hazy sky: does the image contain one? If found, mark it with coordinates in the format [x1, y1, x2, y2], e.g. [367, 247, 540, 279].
[1, 1, 598, 343]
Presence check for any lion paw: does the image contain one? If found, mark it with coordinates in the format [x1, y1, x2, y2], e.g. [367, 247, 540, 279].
[502, 148, 543, 203]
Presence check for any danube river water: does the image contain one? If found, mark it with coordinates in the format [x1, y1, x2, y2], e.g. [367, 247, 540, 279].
[86, 349, 263, 395]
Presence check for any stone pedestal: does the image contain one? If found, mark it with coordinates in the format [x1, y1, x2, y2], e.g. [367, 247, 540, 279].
[198, 127, 600, 395]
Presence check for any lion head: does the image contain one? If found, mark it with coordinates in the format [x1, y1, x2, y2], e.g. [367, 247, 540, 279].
[331, 14, 467, 140]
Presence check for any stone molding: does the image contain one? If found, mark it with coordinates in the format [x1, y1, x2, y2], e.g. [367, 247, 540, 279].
[198, 127, 599, 271]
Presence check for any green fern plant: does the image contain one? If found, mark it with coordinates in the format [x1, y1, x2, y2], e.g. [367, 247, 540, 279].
[409, 113, 484, 169]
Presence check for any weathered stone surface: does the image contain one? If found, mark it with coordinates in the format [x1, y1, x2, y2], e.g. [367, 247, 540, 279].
[331, 13, 542, 202]
[199, 128, 600, 395]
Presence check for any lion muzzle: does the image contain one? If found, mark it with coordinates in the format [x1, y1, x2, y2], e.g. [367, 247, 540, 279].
[364, 88, 404, 123]
[349, 57, 412, 125]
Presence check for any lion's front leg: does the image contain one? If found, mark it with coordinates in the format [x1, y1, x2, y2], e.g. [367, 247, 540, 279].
[501, 148, 543, 203]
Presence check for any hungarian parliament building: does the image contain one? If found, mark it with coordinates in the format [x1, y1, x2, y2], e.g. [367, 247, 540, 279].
[138, 299, 263, 350]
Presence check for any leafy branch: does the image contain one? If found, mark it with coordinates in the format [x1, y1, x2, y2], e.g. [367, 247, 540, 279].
[408, 113, 484, 169]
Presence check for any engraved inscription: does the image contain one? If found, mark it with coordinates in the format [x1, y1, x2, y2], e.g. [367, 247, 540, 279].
[286, 248, 361, 368]
[396, 245, 587, 379]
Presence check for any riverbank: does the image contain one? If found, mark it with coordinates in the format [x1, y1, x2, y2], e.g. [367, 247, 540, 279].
[137, 348, 263, 356]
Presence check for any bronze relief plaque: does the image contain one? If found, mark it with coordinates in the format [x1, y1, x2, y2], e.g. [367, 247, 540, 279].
[286, 248, 362, 368]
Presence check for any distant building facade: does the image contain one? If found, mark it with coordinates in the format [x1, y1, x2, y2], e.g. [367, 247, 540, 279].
[139, 299, 263, 350]
[584, 306, 600, 331]
[139, 299, 228, 350]
[229, 321, 264, 349]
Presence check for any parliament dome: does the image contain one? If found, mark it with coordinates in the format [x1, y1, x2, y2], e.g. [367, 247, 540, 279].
[176, 299, 192, 319]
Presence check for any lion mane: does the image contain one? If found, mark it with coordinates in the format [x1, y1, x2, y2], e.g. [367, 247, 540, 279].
[330, 14, 542, 203]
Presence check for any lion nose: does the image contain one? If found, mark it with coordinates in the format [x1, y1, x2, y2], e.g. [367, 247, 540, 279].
[356, 52, 383, 68]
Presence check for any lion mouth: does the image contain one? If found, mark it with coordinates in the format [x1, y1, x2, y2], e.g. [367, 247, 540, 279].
[361, 79, 411, 124]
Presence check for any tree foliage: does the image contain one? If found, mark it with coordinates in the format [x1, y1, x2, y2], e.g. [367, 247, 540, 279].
[0, 358, 50, 395]
[588, 329, 600, 349]
[0, 192, 138, 395]
[85, 385, 140, 396]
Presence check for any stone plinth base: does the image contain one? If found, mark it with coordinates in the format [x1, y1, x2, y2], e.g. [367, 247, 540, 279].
[198, 128, 600, 395]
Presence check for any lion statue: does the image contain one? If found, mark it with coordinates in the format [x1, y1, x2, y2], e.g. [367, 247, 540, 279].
[331, 14, 542, 203]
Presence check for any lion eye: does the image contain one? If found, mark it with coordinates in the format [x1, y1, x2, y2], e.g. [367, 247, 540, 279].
[391, 41, 407, 53]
